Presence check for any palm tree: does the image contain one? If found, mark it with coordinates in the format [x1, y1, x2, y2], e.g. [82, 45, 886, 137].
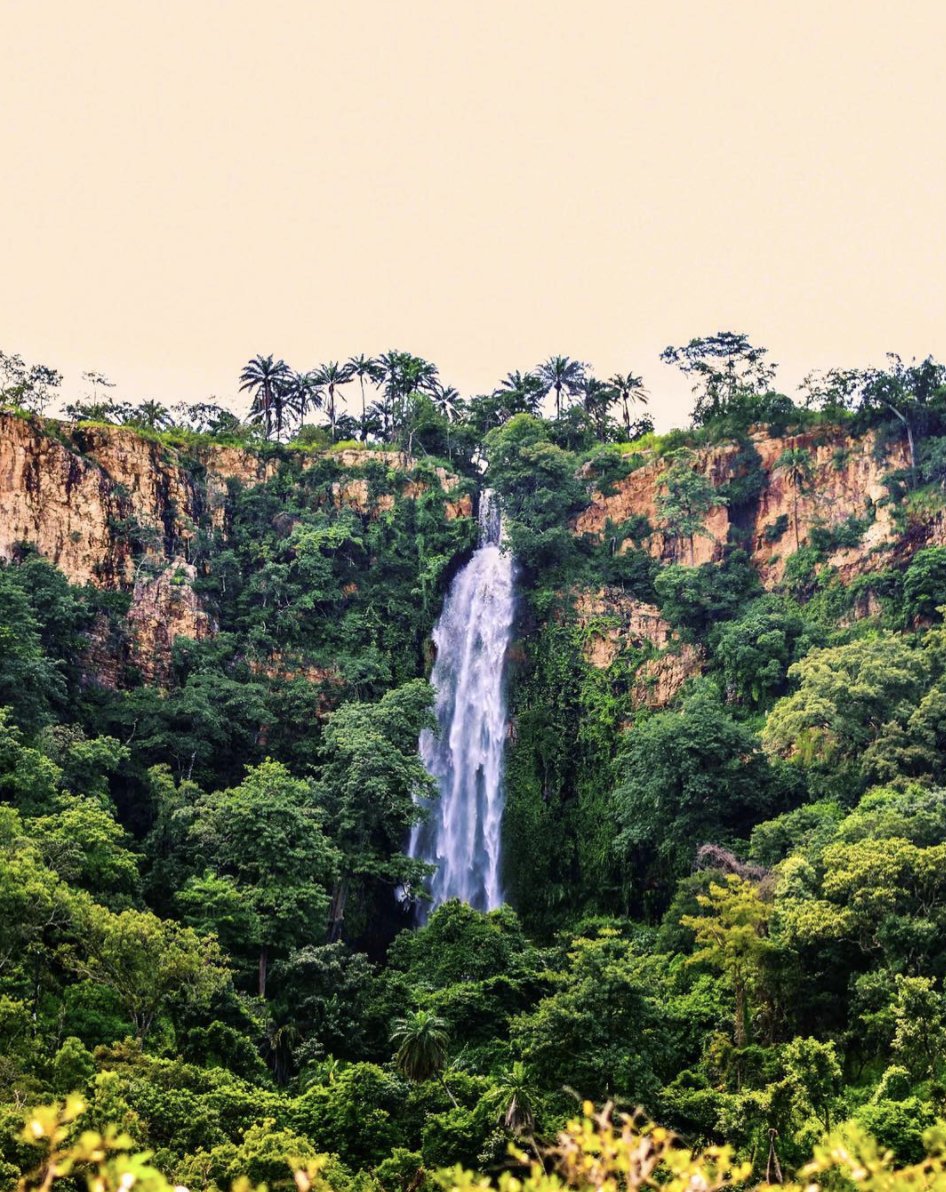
[609, 372, 649, 437]
[776, 446, 813, 550]
[347, 354, 383, 440]
[483, 1061, 538, 1149]
[580, 376, 619, 436]
[390, 1009, 457, 1106]
[429, 381, 461, 421]
[494, 370, 544, 417]
[376, 351, 439, 444]
[239, 354, 292, 440]
[286, 370, 321, 427]
[313, 361, 354, 441]
[130, 399, 174, 431]
[535, 356, 586, 419]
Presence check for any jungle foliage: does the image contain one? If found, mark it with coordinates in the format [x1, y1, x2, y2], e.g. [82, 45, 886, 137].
[4, 340, 946, 1188]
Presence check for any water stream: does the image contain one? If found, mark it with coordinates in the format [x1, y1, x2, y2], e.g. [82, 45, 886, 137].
[408, 491, 516, 916]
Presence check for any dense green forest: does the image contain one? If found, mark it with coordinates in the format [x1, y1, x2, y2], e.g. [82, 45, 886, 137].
[5, 336, 946, 1189]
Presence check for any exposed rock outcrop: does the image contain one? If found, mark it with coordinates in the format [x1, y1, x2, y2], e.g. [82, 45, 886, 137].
[575, 426, 913, 586]
[573, 588, 671, 669]
[0, 413, 472, 684]
[125, 560, 216, 685]
[573, 587, 703, 707]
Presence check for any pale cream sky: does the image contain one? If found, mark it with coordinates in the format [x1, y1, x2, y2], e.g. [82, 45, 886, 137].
[2, 0, 945, 429]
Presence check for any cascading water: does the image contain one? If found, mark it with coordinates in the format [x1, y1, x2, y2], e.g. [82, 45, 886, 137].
[408, 491, 515, 916]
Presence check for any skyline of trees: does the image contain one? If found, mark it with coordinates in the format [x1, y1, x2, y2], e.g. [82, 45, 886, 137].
[5, 338, 946, 468]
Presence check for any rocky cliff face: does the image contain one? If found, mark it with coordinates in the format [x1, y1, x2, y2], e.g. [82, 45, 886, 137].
[0, 413, 471, 684]
[3, 412, 939, 701]
[569, 423, 945, 706]
[575, 425, 914, 585]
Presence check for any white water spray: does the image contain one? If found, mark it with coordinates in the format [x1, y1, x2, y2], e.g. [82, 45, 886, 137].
[408, 491, 516, 915]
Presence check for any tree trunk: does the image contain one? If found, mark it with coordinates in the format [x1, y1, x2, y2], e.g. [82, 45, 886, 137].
[734, 981, 747, 1048]
[258, 945, 268, 999]
[884, 401, 917, 488]
[439, 1074, 459, 1108]
[328, 876, 350, 942]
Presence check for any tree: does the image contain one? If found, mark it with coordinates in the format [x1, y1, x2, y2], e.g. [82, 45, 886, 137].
[0, 806, 73, 982]
[66, 900, 228, 1039]
[126, 400, 174, 432]
[682, 875, 773, 1047]
[660, 332, 776, 425]
[510, 929, 660, 1103]
[0, 350, 62, 414]
[315, 681, 435, 939]
[775, 447, 813, 550]
[347, 354, 383, 439]
[656, 449, 724, 564]
[580, 376, 619, 437]
[608, 371, 649, 438]
[0, 565, 66, 731]
[493, 370, 545, 418]
[239, 354, 293, 440]
[891, 976, 946, 1080]
[391, 1009, 457, 1106]
[375, 350, 439, 443]
[428, 380, 461, 422]
[654, 551, 761, 638]
[28, 795, 140, 905]
[313, 362, 354, 441]
[781, 1036, 843, 1134]
[184, 760, 340, 996]
[802, 356, 946, 487]
[171, 401, 242, 436]
[285, 370, 320, 428]
[81, 371, 116, 404]
[712, 597, 815, 706]
[613, 684, 782, 900]
[903, 548, 946, 622]
[484, 415, 586, 576]
[535, 355, 586, 419]
[762, 635, 928, 789]
[483, 1061, 538, 1139]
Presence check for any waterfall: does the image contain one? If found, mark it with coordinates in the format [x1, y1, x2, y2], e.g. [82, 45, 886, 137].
[408, 491, 516, 916]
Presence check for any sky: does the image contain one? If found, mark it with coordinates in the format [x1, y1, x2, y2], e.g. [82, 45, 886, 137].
[2, 0, 945, 430]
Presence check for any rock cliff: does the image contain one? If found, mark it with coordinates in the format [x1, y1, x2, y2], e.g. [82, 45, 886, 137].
[575, 425, 915, 585]
[3, 412, 940, 702]
[0, 413, 472, 684]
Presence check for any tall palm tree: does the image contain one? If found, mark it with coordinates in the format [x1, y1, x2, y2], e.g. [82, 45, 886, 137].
[347, 354, 383, 440]
[239, 354, 292, 440]
[535, 356, 586, 419]
[776, 446, 813, 550]
[313, 361, 354, 441]
[390, 1009, 457, 1106]
[609, 371, 649, 437]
